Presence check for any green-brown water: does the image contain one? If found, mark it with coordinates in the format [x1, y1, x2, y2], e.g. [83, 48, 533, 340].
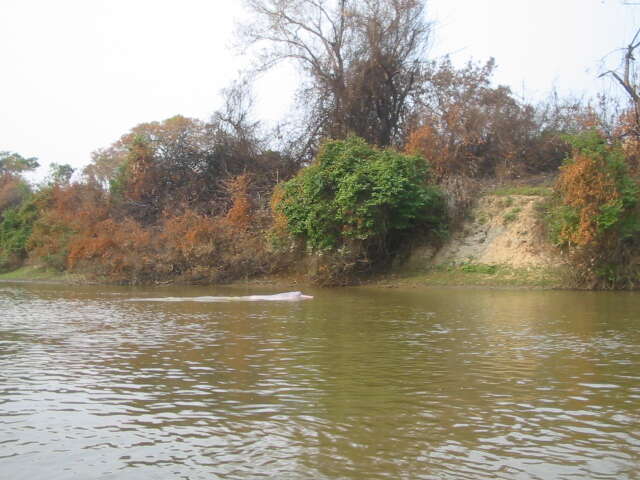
[1, 283, 639, 479]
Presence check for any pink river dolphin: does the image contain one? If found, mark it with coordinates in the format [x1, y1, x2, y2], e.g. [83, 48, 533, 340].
[129, 291, 313, 302]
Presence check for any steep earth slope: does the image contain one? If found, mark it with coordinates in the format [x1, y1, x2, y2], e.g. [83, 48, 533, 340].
[407, 194, 561, 269]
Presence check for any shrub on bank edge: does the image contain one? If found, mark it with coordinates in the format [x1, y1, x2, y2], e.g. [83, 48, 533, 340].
[547, 130, 640, 288]
[273, 137, 445, 284]
[0, 198, 38, 271]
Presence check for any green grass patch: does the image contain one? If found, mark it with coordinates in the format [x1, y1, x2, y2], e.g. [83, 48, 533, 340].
[491, 186, 552, 197]
[476, 213, 489, 225]
[460, 262, 498, 274]
[503, 207, 522, 224]
[384, 262, 566, 289]
[0, 265, 82, 283]
[501, 196, 514, 208]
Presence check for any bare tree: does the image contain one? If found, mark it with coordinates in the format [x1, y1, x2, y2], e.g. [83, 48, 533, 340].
[214, 80, 261, 144]
[600, 28, 640, 136]
[239, 0, 431, 151]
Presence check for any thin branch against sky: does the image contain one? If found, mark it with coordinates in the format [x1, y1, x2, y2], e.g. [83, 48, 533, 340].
[0, 0, 636, 180]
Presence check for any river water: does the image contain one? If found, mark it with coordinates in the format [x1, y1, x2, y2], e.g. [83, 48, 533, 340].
[1, 282, 639, 479]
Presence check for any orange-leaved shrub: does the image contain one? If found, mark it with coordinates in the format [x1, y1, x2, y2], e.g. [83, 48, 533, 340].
[409, 58, 549, 180]
[67, 218, 155, 283]
[28, 183, 109, 270]
[59, 173, 282, 284]
[547, 131, 640, 288]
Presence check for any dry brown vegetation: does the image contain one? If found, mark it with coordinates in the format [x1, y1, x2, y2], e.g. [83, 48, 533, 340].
[3, 3, 640, 288]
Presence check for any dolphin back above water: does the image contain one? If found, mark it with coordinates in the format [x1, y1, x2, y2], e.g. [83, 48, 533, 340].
[129, 291, 313, 303]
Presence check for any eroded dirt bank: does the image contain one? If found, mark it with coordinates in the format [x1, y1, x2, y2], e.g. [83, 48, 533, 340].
[396, 194, 566, 288]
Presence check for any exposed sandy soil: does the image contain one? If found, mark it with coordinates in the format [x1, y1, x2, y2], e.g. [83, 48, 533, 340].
[407, 195, 563, 269]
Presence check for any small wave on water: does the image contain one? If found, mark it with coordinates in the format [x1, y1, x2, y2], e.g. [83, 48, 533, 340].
[127, 291, 314, 303]
[3, 286, 640, 479]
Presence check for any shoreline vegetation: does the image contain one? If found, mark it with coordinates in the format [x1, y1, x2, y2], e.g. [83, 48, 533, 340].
[0, 263, 567, 290]
[2, 2, 640, 290]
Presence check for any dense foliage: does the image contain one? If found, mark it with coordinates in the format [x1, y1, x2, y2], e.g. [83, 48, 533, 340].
[273, 137, 444, 283]
[88, 115, 296, 224]
[0, 152, 39, 271]
[403, 58, 583, 222]
[548, 131, 640, 288]
[16, 114, 294, 283]
[0, 199, 38, 271]
[243, 0, 430, 154]
[0, 151, 39, 176]
[3, 2, 640, 288]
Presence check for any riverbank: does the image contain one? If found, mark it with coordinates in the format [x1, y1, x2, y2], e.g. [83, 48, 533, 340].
[0, 262, 568, 290]
[380, 190, 568, 289]
[0, 265, 86, 284]
[0, 192, 569, 290]
[365, 264, 567, 289]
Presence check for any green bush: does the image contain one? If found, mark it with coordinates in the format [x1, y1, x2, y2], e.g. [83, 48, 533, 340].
[274, 137, 445, 282]
[546, 131, 640, 288]
[0, 197, 39, 271]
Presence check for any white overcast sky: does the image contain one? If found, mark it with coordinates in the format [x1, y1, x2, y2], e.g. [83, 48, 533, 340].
[1, 0, 637, 181]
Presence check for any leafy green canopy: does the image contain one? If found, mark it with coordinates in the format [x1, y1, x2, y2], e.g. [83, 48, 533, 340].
[0, 197, 39, 271]
[275, 136, 444, 251]
[0, 151, 39, 175]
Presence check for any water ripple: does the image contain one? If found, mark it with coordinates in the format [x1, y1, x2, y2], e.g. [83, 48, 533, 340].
[1, 284, 639, 479]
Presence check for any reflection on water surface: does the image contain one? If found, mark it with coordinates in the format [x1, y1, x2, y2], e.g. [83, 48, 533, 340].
[1, 283, 639, 479]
